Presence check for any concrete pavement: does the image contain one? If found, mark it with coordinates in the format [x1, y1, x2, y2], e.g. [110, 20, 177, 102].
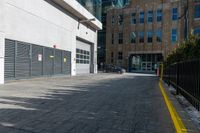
[0, 73, 175, 133]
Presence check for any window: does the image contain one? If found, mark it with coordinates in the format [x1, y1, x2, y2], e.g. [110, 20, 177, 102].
[118, 15, 123, 25]
[76, 48, 90, 64]
[112, 16, 115, 25]
[194, 4, 200, 19]
[194, 27, 200, 35]
[118, 52, 123, 60]
[111, 52, 114, 63]
[130, 32, 136, 43]
[147, 31, 153, 43]
[139, 32, 144, 43]
[148, 10, 153, 23]
[131, 13, 136, 24]
[171, 29, 177, 43]
[118, 33, 123, 44]
[157, 9, 162, 22]
[156, 30, 162, 42]
[140, 11, 144, 23]
[111, 33, 114, 44]
[172, 8, 178, 21]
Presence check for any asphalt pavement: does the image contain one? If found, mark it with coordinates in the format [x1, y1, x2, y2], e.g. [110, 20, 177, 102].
[0, 73, 175, 133]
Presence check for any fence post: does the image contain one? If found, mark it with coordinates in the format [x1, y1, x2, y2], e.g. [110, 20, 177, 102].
[168, 66, 170, 86]
[160, 64, 163, 81]
[176, 64, 179, 95]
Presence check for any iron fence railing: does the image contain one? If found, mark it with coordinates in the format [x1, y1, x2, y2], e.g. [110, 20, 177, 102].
[163, 59, 200, 111]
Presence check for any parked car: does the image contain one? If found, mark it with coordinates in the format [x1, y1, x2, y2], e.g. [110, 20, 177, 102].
[104, 65, 126, 74]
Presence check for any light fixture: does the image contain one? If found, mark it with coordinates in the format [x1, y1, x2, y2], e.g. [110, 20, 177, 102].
[78, 18, 96, 29]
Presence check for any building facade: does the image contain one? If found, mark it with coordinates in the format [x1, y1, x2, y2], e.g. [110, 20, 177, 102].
[106, 0, 200, 73]
[0, 0, 102, 84]
[77, 0, 131, 69]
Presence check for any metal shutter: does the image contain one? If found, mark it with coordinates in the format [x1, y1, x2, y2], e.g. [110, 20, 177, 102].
[62, 51, 71, 75]
[54, 49, 62, 75]
[5, 39, 72, 81]
[31, 45, 43, 76]
[15, 42, 30, 78]
[44, 47, 54, 75]
[4, 39, 15, 79]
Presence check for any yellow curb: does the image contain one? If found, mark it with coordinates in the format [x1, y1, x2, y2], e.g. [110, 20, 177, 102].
[159, 81, 187, 133]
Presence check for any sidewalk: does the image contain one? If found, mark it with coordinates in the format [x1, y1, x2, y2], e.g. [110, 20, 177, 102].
[160, 80, 199, 133]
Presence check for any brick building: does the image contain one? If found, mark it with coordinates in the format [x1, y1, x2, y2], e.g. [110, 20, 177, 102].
[106, 0, 200, 73]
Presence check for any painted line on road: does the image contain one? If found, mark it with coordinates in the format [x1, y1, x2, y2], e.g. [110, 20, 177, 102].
[159, 81, 187, 133]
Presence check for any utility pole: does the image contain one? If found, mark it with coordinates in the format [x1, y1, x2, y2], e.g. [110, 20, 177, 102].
[179, 0, 189, 39]
[184, 0, 189, 39]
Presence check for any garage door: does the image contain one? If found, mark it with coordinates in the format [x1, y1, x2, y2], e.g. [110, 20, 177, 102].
[76, 40, 91, 74]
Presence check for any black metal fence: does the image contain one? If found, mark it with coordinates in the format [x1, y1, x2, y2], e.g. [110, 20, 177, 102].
[163, 59, 200, 111]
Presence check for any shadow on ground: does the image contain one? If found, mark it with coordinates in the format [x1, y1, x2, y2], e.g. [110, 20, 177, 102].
[0, 74, 174, 133]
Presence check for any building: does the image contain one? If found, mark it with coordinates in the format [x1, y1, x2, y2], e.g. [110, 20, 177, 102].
[76, 0, 102, 21]
[0, 0, 102, 84]
[77, 0, 130, 69]
[106, 0, 200, 73]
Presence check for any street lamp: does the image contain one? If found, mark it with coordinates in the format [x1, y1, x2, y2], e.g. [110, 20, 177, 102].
[78, 18, 96, 29]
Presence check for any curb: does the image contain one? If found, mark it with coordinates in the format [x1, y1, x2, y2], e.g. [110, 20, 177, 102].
[159, 81, 187, 133]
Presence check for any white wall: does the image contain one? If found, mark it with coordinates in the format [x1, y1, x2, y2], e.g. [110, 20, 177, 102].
[2, 0, 99, 80]
[0, 0, 5, 84]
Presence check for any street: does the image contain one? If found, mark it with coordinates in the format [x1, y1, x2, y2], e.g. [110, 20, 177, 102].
[0, 73, 175, 133]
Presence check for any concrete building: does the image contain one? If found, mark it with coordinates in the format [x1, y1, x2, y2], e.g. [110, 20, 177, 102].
[106, 0, 200, 73]
[0, 0, 102, 84]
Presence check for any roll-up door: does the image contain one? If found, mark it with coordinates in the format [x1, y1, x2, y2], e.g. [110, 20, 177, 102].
[15, 42, 30, 78]
[31, 45, 43, 76]
[44, 47, 54, 75]
[62, 51, 71, 75]
[76, 40, 91, 74]
[5, 39, 71, 81]
[54, 49, 62, 75]
[4, 39, 15, 79]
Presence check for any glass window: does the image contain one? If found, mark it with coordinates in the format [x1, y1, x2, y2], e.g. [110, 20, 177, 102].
[156, 30, 162, 42]
[118, 15, 123, 25]
[76, 48, 90, 64]
[111, 52, 114, 63]
[147, 31, 153, 43]
[140, 11, 144, 23]
[139, 32, 144, 43]
[118, 52, 123, 60]
[111, 33, 114, 44]
[111, 52, 114, 58]
[148, 10, 153, 23]
[171, 29, 177, 43]
[131, 13, 136, 24]
[194, 4, 200, 19]
[130, 32, 136, 43]
[157, 9, 162, 22]
[118, 33, 123, 44]
[112, 16, 115, 25]
[194, 27, 200, 35]
[172, 8, 178, 21]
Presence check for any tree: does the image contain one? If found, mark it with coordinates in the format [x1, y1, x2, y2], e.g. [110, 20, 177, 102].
[165, 34, 200, 65]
